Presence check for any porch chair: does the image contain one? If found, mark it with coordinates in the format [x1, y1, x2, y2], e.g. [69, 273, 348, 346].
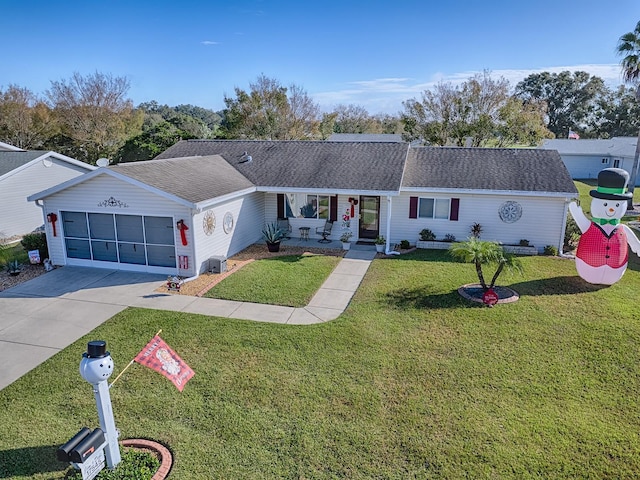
[277, 218, 292, 239]
[315, 220, 333, 243]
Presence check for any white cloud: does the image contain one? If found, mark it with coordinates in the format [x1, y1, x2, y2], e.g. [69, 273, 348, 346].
[312, 64, 624, 115]
[201, 40, 220, 46]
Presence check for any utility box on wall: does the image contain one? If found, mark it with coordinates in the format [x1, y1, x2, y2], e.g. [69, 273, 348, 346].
[209, 256, 227, 274]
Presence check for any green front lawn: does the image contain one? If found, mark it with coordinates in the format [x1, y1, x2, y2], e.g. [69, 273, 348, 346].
[2, 250, 640, 478]
[204, 254, 341, 307]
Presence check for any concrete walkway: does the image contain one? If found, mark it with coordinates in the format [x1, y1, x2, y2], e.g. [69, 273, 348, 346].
[0, 247, 376, 391]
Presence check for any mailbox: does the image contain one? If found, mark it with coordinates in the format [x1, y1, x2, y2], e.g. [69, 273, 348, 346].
[57, 427, 91, 462]
[58, 427, 106, 464]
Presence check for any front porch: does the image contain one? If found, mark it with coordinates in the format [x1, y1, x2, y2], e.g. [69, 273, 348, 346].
[275, 236, 377, 253]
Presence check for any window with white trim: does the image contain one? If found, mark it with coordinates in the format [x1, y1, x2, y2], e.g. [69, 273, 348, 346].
[602, 158, 609, 164]
[614, 159, 620, 168]
[419, 198, 451, 219]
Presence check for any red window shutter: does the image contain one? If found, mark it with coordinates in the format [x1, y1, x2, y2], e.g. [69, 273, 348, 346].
[330, 195, 338, 222]
[277, 194, 285, 218]
[450, 198, 460, 221]
[409, 197, 418, 219]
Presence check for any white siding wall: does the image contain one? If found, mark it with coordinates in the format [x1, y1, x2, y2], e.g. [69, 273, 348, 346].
[563, 155, 609, 180]
[192, 192, 265, 274]
[0, 157, 90, 238]
[562, 155, 639, 185]
[391, 192, 570, 252]
[41, 174, 192, 275]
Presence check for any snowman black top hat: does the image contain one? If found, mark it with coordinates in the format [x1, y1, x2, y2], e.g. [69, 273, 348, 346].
[590, 168, 633, 200]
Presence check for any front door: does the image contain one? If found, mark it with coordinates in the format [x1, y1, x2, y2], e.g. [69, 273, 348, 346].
[359, 196, 380, 240]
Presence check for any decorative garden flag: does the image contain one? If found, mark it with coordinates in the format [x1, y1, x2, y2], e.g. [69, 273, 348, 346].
[134, 335, 194, 391]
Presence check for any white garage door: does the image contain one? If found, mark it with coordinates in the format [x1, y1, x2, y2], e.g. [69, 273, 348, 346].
[61, 211, 177, 273]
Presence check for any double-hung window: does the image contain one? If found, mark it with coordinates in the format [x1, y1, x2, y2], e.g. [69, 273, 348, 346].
[419, 198, 450, 219]
[409, 196, 459, 221]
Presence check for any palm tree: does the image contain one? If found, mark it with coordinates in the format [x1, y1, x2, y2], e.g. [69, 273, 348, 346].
[617, 21, 640, 204]
[617, 21, 640, 84]
[448, 237, 523, 291]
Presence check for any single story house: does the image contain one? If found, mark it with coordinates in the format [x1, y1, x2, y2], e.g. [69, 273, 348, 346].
[0, 143, 94, 238]
[28, 140, 577, 278]
[541, 137, 639, 185]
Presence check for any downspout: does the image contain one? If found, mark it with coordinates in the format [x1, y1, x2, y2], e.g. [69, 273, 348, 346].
[34, 199, 54, 260]
[385, 196, 399, 255]
[559, 197, 571, 257]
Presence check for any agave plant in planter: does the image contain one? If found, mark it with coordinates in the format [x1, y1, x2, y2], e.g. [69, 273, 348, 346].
[5, 259, 21, 276]
[374, 235, 386, 252]
[262, 222, 286, 252]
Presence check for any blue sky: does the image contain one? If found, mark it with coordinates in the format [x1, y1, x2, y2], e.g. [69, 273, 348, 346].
[3, 0, 639, 114]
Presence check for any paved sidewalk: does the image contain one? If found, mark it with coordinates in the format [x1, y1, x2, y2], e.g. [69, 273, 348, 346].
[0, 248, 376, 390]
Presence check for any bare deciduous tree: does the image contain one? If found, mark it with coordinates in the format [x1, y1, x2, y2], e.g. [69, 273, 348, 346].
[46, 72, 142, 163]
[0, 85, 57, 149]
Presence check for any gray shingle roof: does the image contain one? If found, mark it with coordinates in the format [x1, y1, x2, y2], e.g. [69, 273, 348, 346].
[327, 133, 404, 142]
[156, 140, 409, 192]
[0, 151, 49, 176]
[403, 147, 577, 194]
[109, 155, 254, 204]
[541, 137, 638, 157]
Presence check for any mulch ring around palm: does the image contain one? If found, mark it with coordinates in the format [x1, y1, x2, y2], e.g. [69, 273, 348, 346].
[458, 283, 520, 305]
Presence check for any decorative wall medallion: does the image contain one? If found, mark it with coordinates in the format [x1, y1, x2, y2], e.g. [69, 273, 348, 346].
[498, 201, 522, 223]
[98, 196, 129, 208]
[203, 210, 216, 235]
[223, 212, 234, 234]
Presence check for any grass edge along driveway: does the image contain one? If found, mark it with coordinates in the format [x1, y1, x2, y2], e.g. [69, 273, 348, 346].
[2, 250, 640, 479]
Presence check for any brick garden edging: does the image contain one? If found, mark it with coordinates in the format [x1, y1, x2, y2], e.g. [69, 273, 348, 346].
[120, 439, 172, 479]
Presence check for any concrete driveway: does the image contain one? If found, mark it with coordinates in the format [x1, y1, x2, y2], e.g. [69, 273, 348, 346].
[0, 267, 165, 391]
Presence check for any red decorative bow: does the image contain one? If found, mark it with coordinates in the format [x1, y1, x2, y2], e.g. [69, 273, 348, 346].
[176, 220, 189, 246]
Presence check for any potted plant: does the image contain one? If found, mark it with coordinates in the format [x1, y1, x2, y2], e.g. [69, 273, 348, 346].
[340, 230, 353, 250]
[374, 235, 386, 253]
[5, 259, 21, 276]
[262, 222, 286, 252]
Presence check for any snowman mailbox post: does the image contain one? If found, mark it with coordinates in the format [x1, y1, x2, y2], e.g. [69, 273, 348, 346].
[57, 341, 121, 478]
[569, 168, 640, 285]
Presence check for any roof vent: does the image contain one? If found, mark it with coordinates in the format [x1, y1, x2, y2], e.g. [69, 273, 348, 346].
[239, 152, 252, 163]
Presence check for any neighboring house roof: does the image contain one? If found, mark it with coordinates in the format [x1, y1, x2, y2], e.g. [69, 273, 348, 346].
[109, 155, 255, 204]
[541, 137, 638, 158]
[403, 147, 578, 195]
[0, 150, 95, 180]
[155, 140, 410, 193]
[0, 141, 24, 152]
[327, 133, 404, 143]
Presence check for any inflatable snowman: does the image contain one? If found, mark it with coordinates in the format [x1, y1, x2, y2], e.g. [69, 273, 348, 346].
[568, 168, 640, 285]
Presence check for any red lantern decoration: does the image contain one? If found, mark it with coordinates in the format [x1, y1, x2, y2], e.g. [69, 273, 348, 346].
[47, 212, 58, 237]
[176, 220, 189, 246]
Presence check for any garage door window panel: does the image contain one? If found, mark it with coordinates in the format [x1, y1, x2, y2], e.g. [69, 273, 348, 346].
[144, 217, 175, 245]
[65, 238, 91, 259]
[146, 245, 175, 267]
[118, 242, 146, 265]
[62, 211, 89, 238]
[88, 213, 116, 240]
[91, 240, 118, 262]
[115, 215, 144, 243]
